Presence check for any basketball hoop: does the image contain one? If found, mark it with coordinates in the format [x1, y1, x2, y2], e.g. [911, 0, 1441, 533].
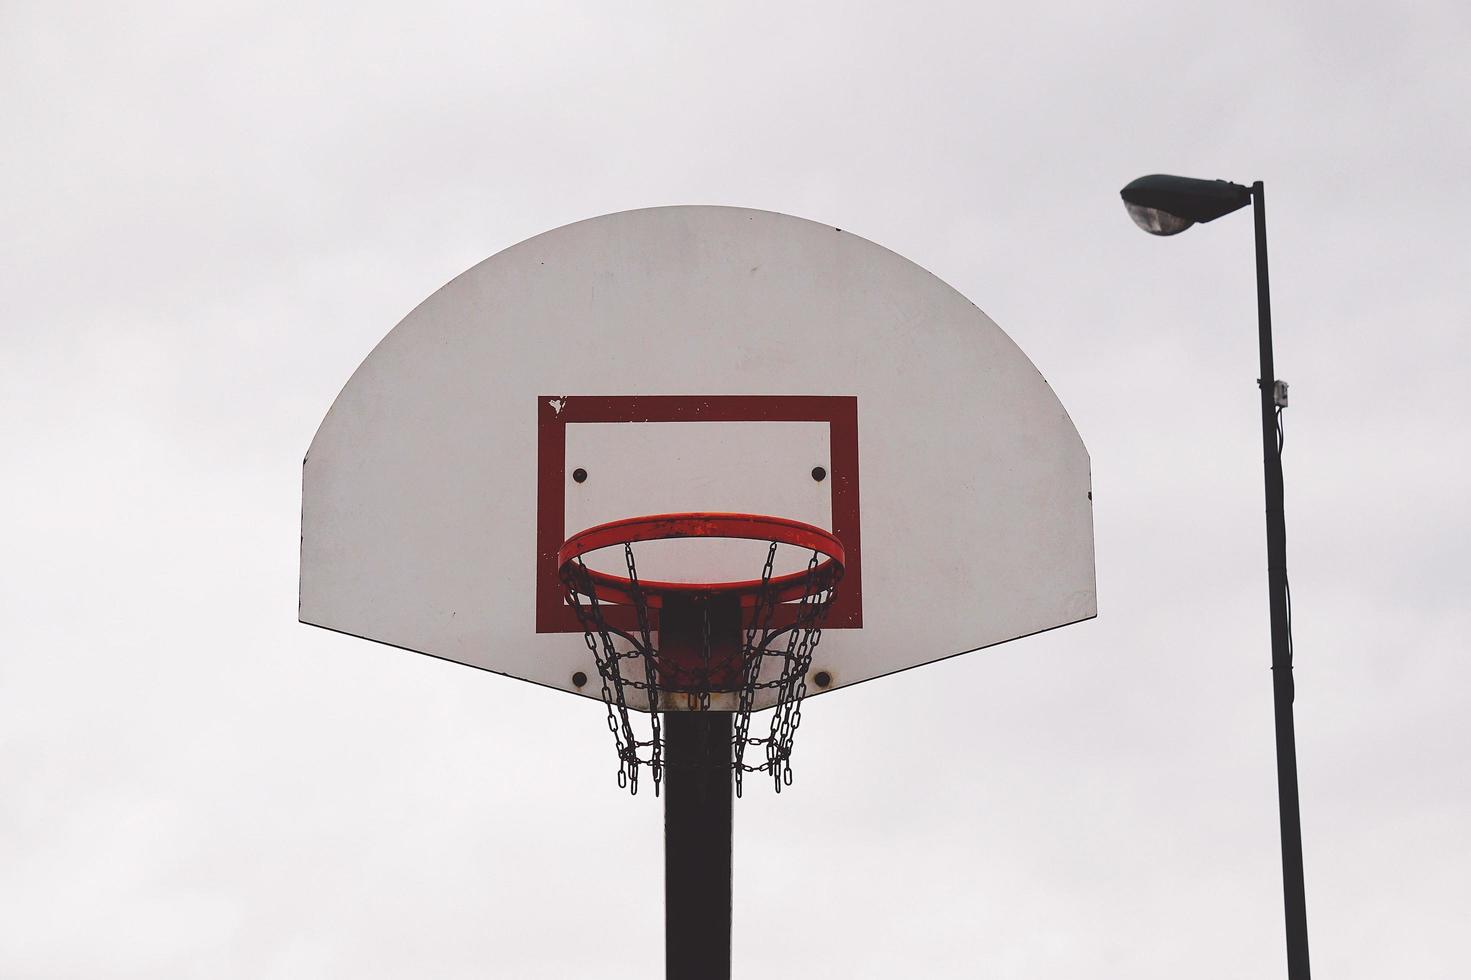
[558, 513, 844, 796]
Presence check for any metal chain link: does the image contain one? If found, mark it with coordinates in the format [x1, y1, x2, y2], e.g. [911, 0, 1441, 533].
[562, 538, 839, 796]
[567, 562, 642, 793]
[622, 543, 662, 792]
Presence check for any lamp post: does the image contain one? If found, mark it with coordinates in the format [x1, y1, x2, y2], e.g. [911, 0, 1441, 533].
[1120, 174, 1310, 980]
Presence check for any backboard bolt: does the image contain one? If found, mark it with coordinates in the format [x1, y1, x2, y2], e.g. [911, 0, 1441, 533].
[572, 468, 588, 483]
[811, 466, 827, 482]
[813, 670, 832, 688]
[572, 671, 588, 687]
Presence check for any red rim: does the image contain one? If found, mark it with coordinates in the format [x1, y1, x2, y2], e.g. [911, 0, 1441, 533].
[557, 513, 845, 607]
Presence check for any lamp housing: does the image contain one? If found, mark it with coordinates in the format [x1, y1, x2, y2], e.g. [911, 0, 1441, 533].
[1120, 174, 1252, 236]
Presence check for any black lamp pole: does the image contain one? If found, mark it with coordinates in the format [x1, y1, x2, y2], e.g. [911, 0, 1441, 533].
[1120, 174, 1310, 980]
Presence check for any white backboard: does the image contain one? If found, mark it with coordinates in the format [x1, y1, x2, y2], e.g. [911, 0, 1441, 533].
[300, 206, 1095, 708]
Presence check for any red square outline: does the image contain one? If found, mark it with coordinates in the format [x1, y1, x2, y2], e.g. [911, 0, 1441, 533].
[536, 395, 862, 633]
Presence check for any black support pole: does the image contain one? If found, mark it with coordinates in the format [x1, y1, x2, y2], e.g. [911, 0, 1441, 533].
[663, 710, 732, 980]
[1252, 181, 1311, 980]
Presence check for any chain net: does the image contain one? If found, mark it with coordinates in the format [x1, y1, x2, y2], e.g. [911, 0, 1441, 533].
[562, 540, 839, 797]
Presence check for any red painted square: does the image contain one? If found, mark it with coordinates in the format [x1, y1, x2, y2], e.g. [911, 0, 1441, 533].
[536, 395, 862, 633]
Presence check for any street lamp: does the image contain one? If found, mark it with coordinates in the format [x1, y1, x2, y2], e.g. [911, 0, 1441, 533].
[1120, 174, 1311, 980]
[1120, 174, 1252, 235]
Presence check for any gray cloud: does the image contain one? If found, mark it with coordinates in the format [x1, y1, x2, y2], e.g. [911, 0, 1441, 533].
[3, 1, 1468, 976]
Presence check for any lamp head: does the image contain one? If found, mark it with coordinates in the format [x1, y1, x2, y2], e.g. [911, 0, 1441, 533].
[1120, 174, 1252, 236]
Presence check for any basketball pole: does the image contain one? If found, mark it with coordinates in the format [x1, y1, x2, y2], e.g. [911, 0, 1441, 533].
[663, 709, 733, 980]
[656, 594, 739, 979]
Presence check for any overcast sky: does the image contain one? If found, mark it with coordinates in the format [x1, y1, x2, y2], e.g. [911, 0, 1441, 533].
[4, 2, 1469, 977]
